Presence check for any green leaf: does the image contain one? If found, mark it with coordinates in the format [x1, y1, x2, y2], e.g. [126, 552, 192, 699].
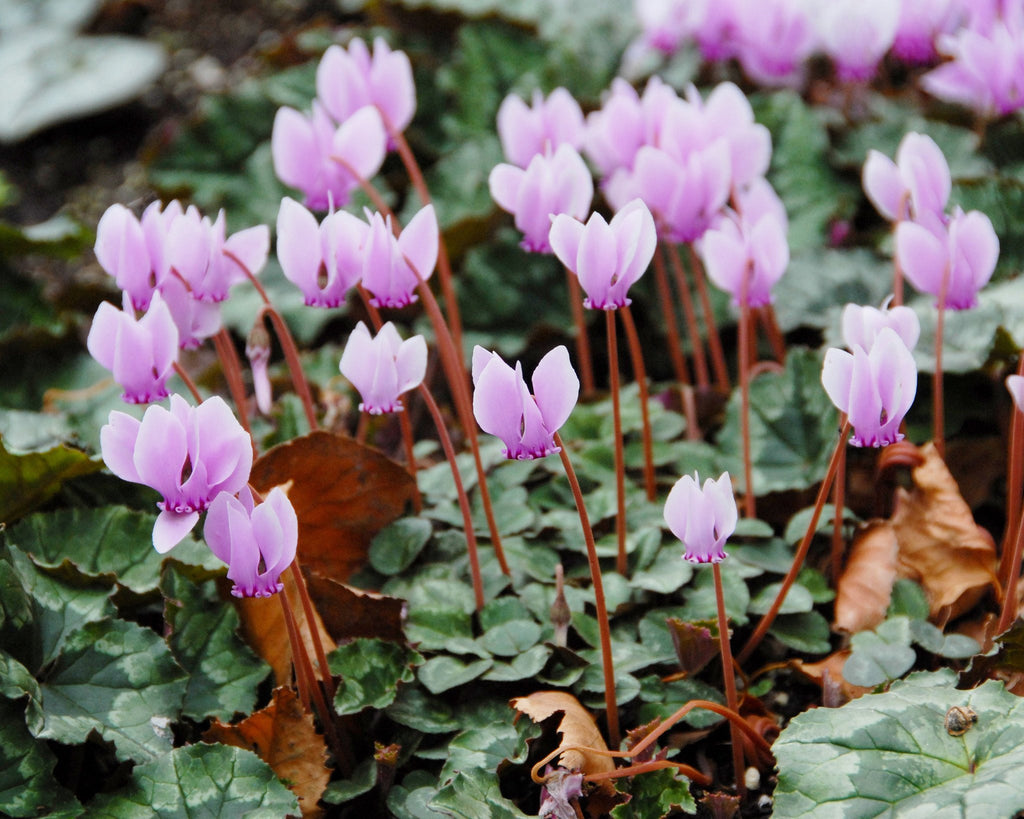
[369, 517, 433, 575]
[636, 676, 726, 730]
[481, 644, 551, 681]
[6, 506, 221, 596]
[908, 620, 980, 659]
[429, 767, 530, 819]
[329, 638, 423, 715]
[418, 655, 493, 695]
[87, 743, 299, 817]
[610, 766, 696, 818]
[0, 650, 41, 712]
[888, 579, 931, 620]
[31, 619, 186, 762]
[718, 348, 840, 495]
[678, 565, 750, 626]
[161, 564, 268, 721]
[0, 698, 79, 818]
[0, 436, 101, 523]
[770, 611, 833, 655]
[322, 758, 377, 804]
[439, 718, 536, 780]
[404, 607, 485, 656]
[844, 617, 916, 687]
[387, 769, 442, 819]
[749, 581, 815, 616]
[633, 544, 694, 594]
[476, 596, 543, 656]
[775, 670, 1024, 818]
[385, 684, 460, 734]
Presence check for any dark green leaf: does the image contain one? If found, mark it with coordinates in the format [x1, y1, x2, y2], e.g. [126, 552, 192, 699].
[329, 638, 423, 715]
[770, 611, 833, 655]
[87, 743, 299, 817]
[481, 644, 551, 681]
[429, 767, 530, 819]
[610, 766, 696, 818]
[322, 758, 377, 804]
[439, 718, 536, 780]
[370, 517, 433, 575]
[386, 684, 459, 734]
[633, 543, 693, 594]
[636, 676, 726, 730]
[749, 581, 814, 616]
[0, 436, 101, 523]
[387, 769, 441, 819]
[404, 607, 485, 656]
[678, 565, 750, 626]
[418, 655, 493, 695]
[888, 579, 931, 620]
[0, 698, 79, 818]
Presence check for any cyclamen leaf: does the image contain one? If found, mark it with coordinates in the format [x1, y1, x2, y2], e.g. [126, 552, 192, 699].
[610, 767, 696, 818]
[775, 670, 1024, 818]
[328, 638, 423, 715]
[0, 698, 79, 819]
[0, 435, 101, 523]
[31, 619, 186, 763]
[429, 767, 530, 819]
[87, 743, 299, 818]
[439, 718, 538, 781]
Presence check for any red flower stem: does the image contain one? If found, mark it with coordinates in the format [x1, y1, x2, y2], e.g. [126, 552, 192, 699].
[621, 306, 656, 501]
[687, 242, 730, 392]
[330, 155, 396, 222]
[354, 412, 369, 444]
[563, 265, 596, 396]
[934, 265, 949, 459]
[714, 562, 746, 797]
[289, 560, 337, 702]
[172, 362, 204, 404]
[209, 328, 252, 434]
[413, 275, 509, 575]
[739, 277, 756, 519]
[419, 384, 486, 611]
[892, 226, 904, 306]
[607, 310, 629, 576]
[386, 123, 465, 368]
[666, 241, 710, 388]
[757, 305, 787, 365]
[738, 419, 852, 664]
[225, 249, 318, 431]
[555, 433, 619, 747]
[830, 412, 848, 582]
[997, 510, 1024, 634]
[1000, 355, 1024, 589]
[651, 247, 692, 385]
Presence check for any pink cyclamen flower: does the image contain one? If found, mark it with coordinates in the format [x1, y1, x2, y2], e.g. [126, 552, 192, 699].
[893, 0, 960, 64]
[688, 82, 772, 191]
[664, 471, 737, 564]
[701, 206, 789, 307]
[549, 199, 657, 310]
[101, 394, 254, 553]
[87, 292, 179, 404]
[94, 203, 158, 310]
[862, 132, 951, 224]
[204, 487, 297, 598]
[339, 321, 427, 414]
[272, 103, 386, 212]
[315, 37, 416, 135]
[816, 0, 899, 82]
[496, 87, 585, 168]
[489, 144, 594, 253]
[472, 345, 579, 460]
[895, 207, 999, 310]
[276, 197, 367, 307]
[360, 205, 439, 308]
[822, 327, 918, 447]
[841, 301, 921, 352]
[732, 0, 816, 88]
[158, 273, 222, 350]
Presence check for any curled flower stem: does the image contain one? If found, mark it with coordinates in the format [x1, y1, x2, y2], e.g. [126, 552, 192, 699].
[555, 432, 619, 747]
[225, 249, 319, 431]
[607, 311, 628, 576]
[563, 265, 596, 396]
[621, 306, 656, 501]
[687, 243, 730, 392]
[666, 242, 710, 389]
[420, 384, 486, 611]
[713, 562, 745, 798]
[651, 247, 692, 386]
[172, 362, 204, 404]
[386, 122, 465, 368]
[210, 328, 252, 434]
[738, 420, 852, 664]
[739, 275, 756, 519]
[934, 264, 949, 459]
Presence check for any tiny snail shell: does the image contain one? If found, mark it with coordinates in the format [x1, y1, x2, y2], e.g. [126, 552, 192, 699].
[945, 705, 978, 736]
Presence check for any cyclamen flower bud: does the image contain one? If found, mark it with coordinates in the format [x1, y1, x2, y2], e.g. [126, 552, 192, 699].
[246, 321, 272, 416]
[101, 394, 253, 553]
[204, 488, 297, 598]
[664, 472, 738, 564]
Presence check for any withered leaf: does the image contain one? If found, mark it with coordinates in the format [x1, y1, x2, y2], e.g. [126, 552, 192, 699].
[833, 521, 899, 634]
[250, 431, 418, 584]
[790, 650, 872, 704]
[205, 686, 330, 817]
[511, 691, 615, 776]
[304, 573, 406, 643]
[891, 443, 998, 624]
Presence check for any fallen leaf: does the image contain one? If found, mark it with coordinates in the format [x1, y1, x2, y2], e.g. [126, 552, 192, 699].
[235, 567, 336, 687]
[833, 521, 899, 634]
[304, 573, 406, 643]
[250, 431, 418, 584]
[891, 443, 998, 625]
[205, 686, 330, 817]
[791, 650, 872, 703]
[511, 691, 615, 776]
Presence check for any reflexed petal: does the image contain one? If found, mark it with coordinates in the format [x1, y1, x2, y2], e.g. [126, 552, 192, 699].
[896, 220, 947, 297]
[133, 404, 188, 503]
[1008, 374, 1024, 412]
[846, 347, 884, 446]
[548, 213, 586, 273]
[400, 204, 439, 281]
[333, 105, 387, 179]
[702, 224, 747, 302]
[862, 150, 905, 221]
[821, 347, 855, 415]
[86, 301, 122, 371]
[473, 354, 525, 451]
[575, 213, 618, 308]
[531, 345, 579, 435]
[224, 225, 270, 282]
[900, 133, 951, 218]
[100, 412, 143, 483]
[203, 491, 238, 566]
[489, 163, 523, 213]
[395, 334, 428, 394]
[497, 93, 538, 168]
[272, 107, 319, 193]
[277, 198, 324, 297]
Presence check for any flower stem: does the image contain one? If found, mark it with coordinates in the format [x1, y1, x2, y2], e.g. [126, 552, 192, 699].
[651, 246, 692, 385]
[666, 241, 710, 388]
[714, 562, 746, 797]
[419, 384, 486, 611]
[172, 362, 204, 405]
[891, 226, 904, 306]
[997, 510, 1024, 634]
[289, 561, 337, 702]
[621, 305, 656, 501]
[687, 243, 730, 392]
[210, 328, 252, 433]
[1000, 356, 1024, 589]
[331, 154, 396, 221]
[757, 305, 787, 365]
[738, 419, 852, 663]
[830, 413, 848, 582]
[934, 265, 949, 459]
[555, 432, 619, 747]
[563, 265, 596, 396]
[607, 310, 628, 576]
[738, 279, 756, 519]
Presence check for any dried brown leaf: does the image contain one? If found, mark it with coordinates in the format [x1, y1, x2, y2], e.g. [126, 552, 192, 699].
[510, 691, 615, 775]
[304, 573, 406, 643]
[205, 686, 330, 817]
[250, 431, 418, 584]
[791, 650, 872, 703]
[892, 442, 998, 624]
[833, 520, 899, 634]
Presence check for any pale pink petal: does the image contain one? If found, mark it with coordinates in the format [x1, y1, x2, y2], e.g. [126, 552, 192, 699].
[153, 509, 200, 554]
[531, 345, 579, 435]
